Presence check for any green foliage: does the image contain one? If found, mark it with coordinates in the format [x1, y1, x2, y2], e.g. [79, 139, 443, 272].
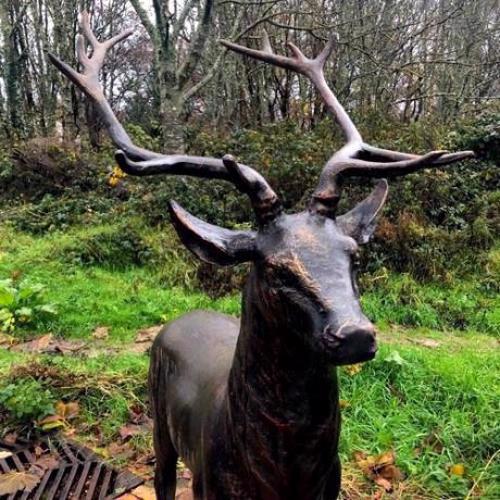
[0, 278, 57, 333]
[0, 378, 55, 422]
[59, 222, 153, 269]
[447, 110, 500, 163]
[361, 270, 499, 335]
[340, 341, 500, 498]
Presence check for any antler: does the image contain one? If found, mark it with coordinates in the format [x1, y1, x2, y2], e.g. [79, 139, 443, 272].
[49, 12, 281, 224]
[221, 34, 474, 216]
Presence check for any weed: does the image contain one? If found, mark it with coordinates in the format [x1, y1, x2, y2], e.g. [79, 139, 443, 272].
[0, 278, 57, 333]
[0, 378, 55, 423]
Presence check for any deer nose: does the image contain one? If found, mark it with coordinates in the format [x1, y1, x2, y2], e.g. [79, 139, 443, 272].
[326, 322, 377, 364]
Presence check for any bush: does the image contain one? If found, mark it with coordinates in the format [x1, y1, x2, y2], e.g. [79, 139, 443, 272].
[59, 222, 153, 269]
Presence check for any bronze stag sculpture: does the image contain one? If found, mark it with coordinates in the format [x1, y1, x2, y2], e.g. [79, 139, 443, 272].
[49, 13, 473, 500]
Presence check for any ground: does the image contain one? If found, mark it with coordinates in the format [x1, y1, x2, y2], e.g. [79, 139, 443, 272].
[0, 224, 498, 499]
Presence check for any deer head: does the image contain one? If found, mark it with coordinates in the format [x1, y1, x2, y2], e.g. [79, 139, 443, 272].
[49, 15, 474, 365]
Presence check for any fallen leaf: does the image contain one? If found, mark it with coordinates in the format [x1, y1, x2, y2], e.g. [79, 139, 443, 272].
[450, 463, 465, 476]
[129, 485, 157, 500]
[339, 399, 350, 409]
[10, 334, 85, 355]
[12, 334, 53, 353]
[129, 406, 152, 426]
[55, 401, 80, 419]
[374, 476, 393, 492]
[0, 471, 41, 495]
[92, 326, 109, 340]
[49, 339, 86, 354]
[119, 424, 146, 441]
[3, 432, 17, 445]
[344, 364, 363, 376]
[0, 451, 12, 459]
[38, 414, 66, 431]
[107, 441, 135, 461]
[135, 326, 162, 344]
[29, 454, 59, 476]
[355, 450, 402, 493]
[0, 333, 16, 347]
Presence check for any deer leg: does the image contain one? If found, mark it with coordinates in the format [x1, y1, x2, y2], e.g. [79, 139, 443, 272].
[149, 345, 178, 500]
[154, 429, 178, 500]
[321, 455, 341, 500]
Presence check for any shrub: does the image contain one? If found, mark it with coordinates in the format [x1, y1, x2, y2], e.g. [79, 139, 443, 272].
[59, 223, 153, 269]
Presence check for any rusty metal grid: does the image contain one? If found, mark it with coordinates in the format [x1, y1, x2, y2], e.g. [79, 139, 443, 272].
[0, 438, 143, 499]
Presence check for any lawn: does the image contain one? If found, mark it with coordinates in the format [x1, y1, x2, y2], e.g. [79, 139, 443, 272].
[0, 222, 499, 499]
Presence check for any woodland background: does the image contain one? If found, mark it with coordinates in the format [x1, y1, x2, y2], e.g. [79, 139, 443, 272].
[0, 0, 499, 498]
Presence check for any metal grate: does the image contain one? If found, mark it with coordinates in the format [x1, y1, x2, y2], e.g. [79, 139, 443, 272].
[0, 438, 144, 499]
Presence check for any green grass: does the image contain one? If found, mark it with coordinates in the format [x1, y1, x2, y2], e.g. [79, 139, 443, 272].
[1, 220, 499, 498]
[339, 337, 499, 498]
[0, 224, 239, 340]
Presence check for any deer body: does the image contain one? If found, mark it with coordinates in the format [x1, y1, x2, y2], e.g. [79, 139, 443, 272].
[49, 14, 473, 499]
[151, 297, 341, 500]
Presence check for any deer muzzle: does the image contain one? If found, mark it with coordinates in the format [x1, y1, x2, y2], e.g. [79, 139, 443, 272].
[324, 321, 377, 365]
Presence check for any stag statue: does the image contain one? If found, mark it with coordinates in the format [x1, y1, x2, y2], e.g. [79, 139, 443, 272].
[49, 13, 473, 500]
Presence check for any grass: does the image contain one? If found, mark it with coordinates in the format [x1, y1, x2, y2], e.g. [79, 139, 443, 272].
[0, 224, 239, 340]
[1, 220, 499, 498]
[339, 336, 499, 498]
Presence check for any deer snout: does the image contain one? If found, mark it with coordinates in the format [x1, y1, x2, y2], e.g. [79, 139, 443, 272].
[325, 321, 377, 365]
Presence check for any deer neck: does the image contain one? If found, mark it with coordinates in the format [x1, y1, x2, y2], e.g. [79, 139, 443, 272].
[224, 268, 340, 497]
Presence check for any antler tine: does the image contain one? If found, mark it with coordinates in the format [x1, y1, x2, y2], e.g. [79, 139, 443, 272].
[48, 11, 158, 161]
[221, 34, 362, 147]
[50, 11, 281, 225]
[222, 33, 475, 217]
[115, 151, 282, 224]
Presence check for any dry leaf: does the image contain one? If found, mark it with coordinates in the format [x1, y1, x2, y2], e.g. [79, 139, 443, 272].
[11, 334, 85, 355]
[12, 334, 52, 353]
[339, 399, 350, 409]
[0, 471, 41, 495]
[92, 326, 109, 339]
[355, 450, 402, 493]
[450, 463, 465, 476]
[0, 333, 16, 347]
[344, 364, 363, 376]
[3, 432, 17, 445]
[50, 339, 86, 354]
[135, 326, 162, 344]
[55, 401, 80, 419]
[129, 485, 157, 500]
[119, 423, 146, 441]
[29, 454, 59, 477]
[38, 414, 66, 431]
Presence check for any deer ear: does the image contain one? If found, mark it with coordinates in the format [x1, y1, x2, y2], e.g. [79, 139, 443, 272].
[336, 180, 388, 244]
[168, 201, 257, 266]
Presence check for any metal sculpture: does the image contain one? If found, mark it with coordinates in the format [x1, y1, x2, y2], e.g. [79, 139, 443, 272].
[49, 14, 473, 500]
